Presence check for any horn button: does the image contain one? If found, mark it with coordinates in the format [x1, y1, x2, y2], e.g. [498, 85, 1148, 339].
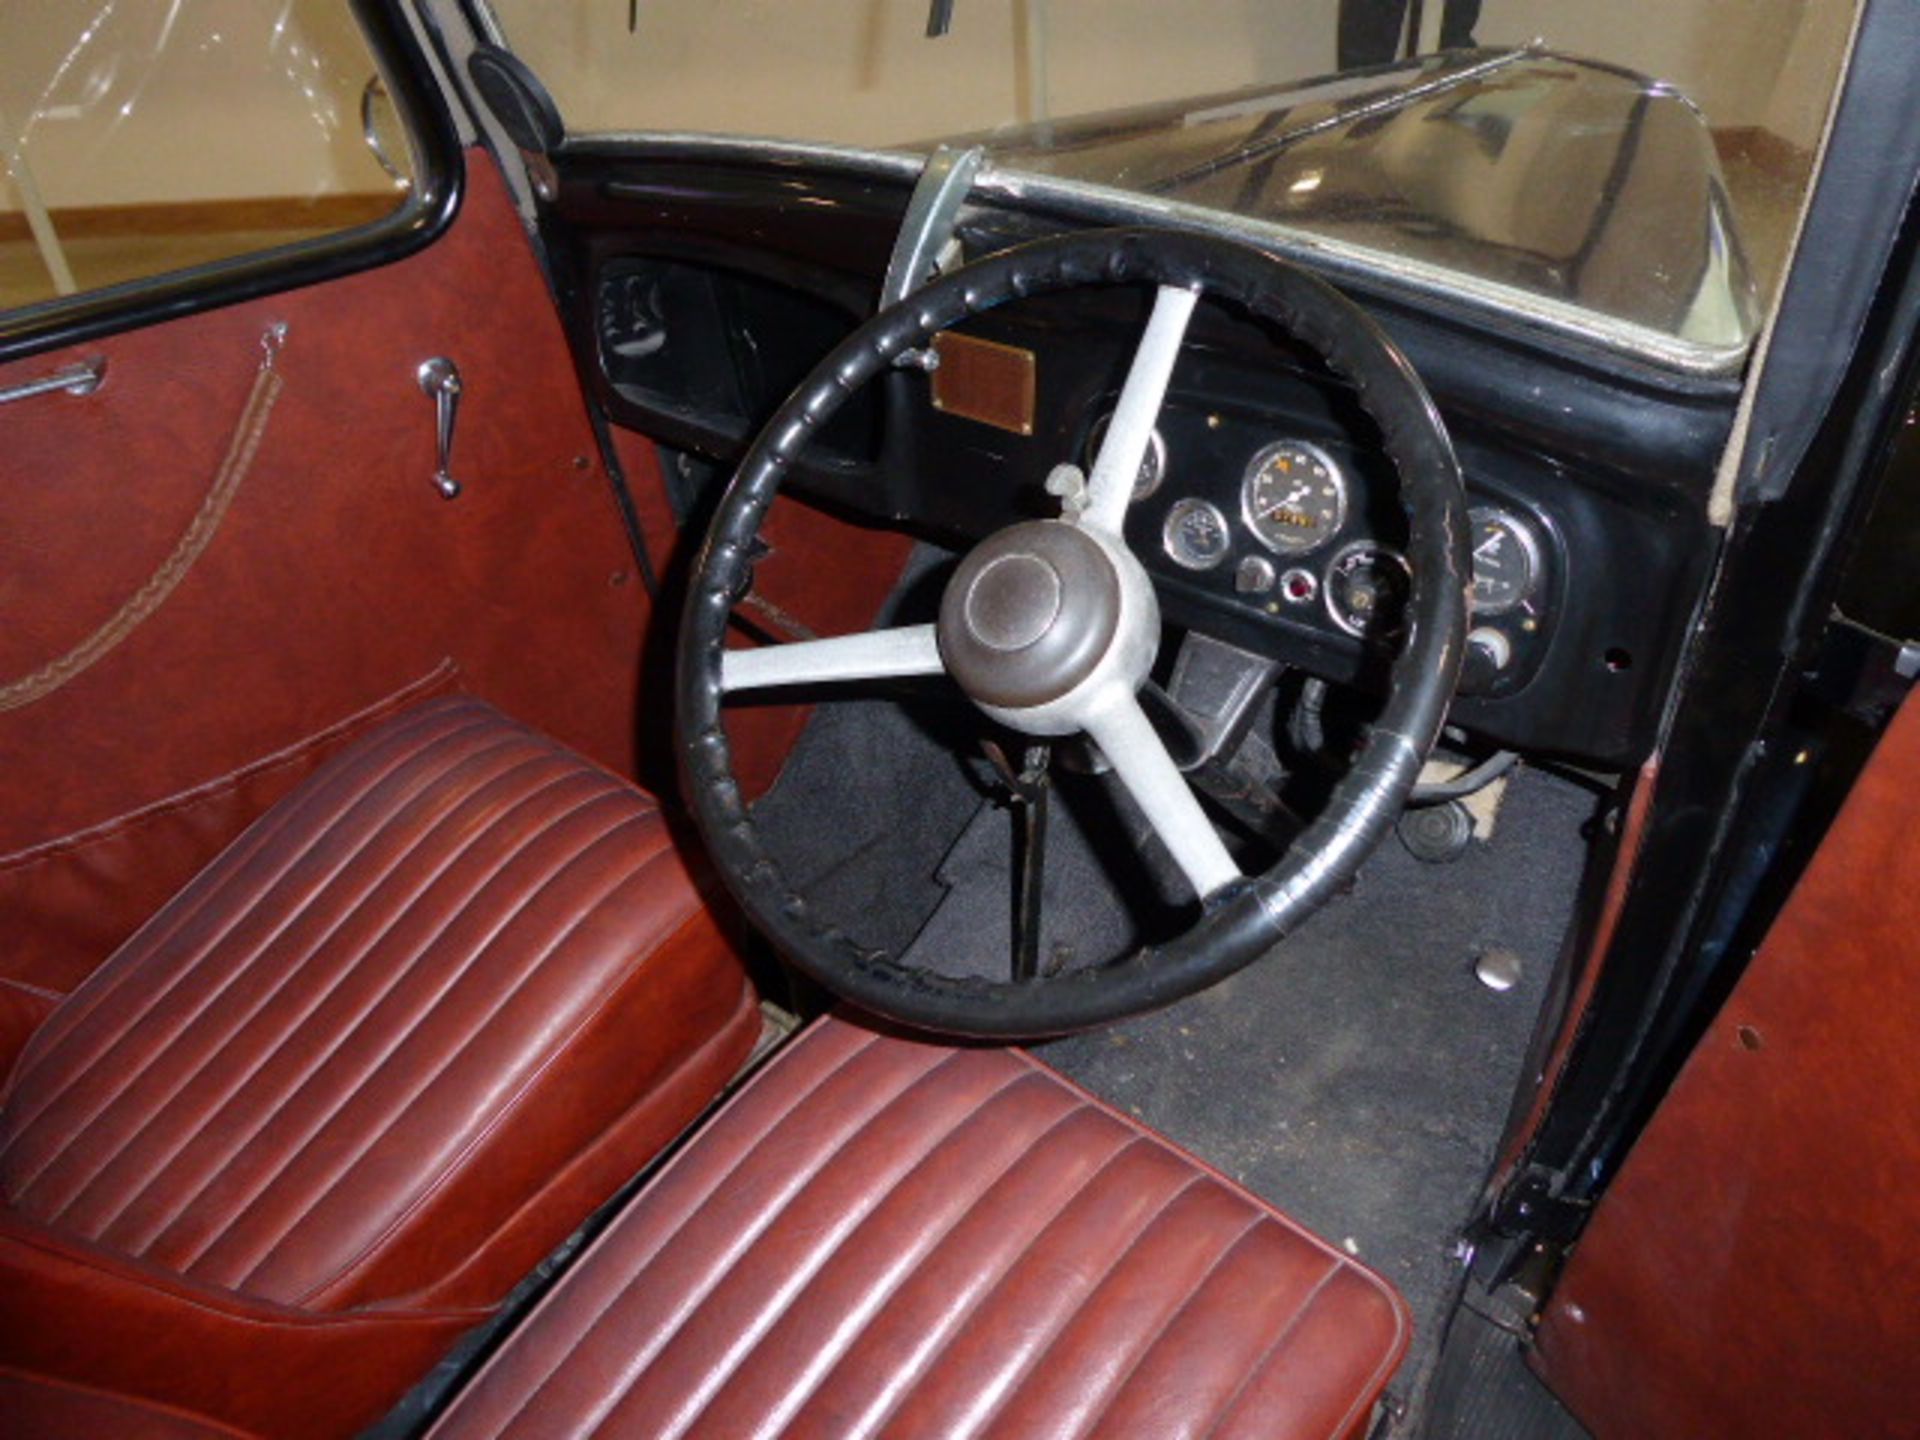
[939, 520, 1123, 710]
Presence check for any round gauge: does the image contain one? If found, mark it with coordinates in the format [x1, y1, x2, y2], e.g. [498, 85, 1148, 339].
[1086, 412, 1167, 501]
[1325, 541, 1411, 639]
[1467, 505, 1543, 615]
[1241, 440, 1348, 555]
[1162, 498, 1233, 571]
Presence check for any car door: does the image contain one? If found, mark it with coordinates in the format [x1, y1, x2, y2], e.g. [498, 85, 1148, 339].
[0, 4, 649, 1019]
[1528, 678, 1920, 1438]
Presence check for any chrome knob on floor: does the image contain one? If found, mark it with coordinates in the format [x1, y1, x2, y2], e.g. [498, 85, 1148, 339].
[1475, 947, 1525, 992]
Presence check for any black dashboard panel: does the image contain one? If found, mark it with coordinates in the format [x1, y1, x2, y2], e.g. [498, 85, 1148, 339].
[548, 154, 1734, 768]
[831, 291, 1709, 764]
[595, 255, 881, 471]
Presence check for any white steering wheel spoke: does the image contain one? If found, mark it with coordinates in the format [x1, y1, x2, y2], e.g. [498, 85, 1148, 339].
[1080, 688, 1240, 901]
[719, 623, 944, 693]
[1082, 284, 1199, 534]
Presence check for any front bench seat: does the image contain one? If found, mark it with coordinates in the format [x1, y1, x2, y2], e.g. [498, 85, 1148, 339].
[0, 697, 761, 1437]
[426, 1016, 1410, 1440]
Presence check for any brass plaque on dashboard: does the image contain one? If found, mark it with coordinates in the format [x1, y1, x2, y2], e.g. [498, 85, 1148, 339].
[928, 331, 1036, 436]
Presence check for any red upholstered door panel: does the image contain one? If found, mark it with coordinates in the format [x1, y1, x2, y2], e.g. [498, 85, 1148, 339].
[0, 153, 647, 991]
[1531, 689, 1920, 1438]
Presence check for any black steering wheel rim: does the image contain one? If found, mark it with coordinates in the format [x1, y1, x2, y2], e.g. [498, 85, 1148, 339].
[678, 227, 1470, 1039]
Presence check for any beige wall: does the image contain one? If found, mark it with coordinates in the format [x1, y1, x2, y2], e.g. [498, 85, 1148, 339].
[1761, 0, 1856, 149]
[491, 0, 1852, 154]
[1474, 0, 1853, 150]
[492, 1, 1338, 148]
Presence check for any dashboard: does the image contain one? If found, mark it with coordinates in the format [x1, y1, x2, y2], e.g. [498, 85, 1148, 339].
[555, 156, 1733, 769]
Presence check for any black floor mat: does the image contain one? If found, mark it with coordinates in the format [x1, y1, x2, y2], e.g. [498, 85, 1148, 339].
[746, 688, 990, 956]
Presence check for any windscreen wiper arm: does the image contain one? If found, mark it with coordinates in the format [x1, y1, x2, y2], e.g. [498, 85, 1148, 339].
[1145, 45, 1536, 196]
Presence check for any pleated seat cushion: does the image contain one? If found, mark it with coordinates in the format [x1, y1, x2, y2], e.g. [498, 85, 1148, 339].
[0, 696, 759, 1314]
[428, 1015, 1409, 1440]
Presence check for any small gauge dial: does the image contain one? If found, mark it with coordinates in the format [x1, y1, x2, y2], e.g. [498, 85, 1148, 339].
[1467, 505, 1543, 615]
[1325, 541, 1411, 639]
[1086, 411, 1168, 501]
[1162, 498, 1233, 571]
[1242, 440, 1348, 555]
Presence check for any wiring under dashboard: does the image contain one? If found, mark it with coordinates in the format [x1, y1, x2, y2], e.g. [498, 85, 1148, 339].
[1409, 749, 1522, 807]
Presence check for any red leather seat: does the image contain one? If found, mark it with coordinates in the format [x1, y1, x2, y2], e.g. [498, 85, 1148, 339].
[427, 1016, 1410, 1440]
[0, 1370, 250, 1440]
[0, 698, 760, 1437]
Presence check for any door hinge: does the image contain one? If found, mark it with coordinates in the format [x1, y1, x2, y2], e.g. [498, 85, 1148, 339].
[1491, 1166, 1591, 1246]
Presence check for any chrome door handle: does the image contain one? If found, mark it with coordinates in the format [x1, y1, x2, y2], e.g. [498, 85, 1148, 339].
[0, 357, 105, 407]
[416, 356, 463, 499]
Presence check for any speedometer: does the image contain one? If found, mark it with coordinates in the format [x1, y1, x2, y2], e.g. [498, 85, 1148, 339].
[1241, 440, 1347, 555]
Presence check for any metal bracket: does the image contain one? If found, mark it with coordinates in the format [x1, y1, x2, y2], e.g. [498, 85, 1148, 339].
[1804, 612, 1920, 725]
[1165, 632, 1284, 767]
[880, 143, 985, 368]
[1490, 1165, 1591, 1246]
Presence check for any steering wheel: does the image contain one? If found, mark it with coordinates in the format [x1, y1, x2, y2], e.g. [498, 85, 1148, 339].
[678, 227, 1469, 1039]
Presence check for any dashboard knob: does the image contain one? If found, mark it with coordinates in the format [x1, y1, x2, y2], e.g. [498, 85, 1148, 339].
[1459, 626, 1514, 694]
[1235, 555, 1276, 595]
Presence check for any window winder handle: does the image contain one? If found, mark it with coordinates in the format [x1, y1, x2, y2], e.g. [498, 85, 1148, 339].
[416, 357, 463, 500]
